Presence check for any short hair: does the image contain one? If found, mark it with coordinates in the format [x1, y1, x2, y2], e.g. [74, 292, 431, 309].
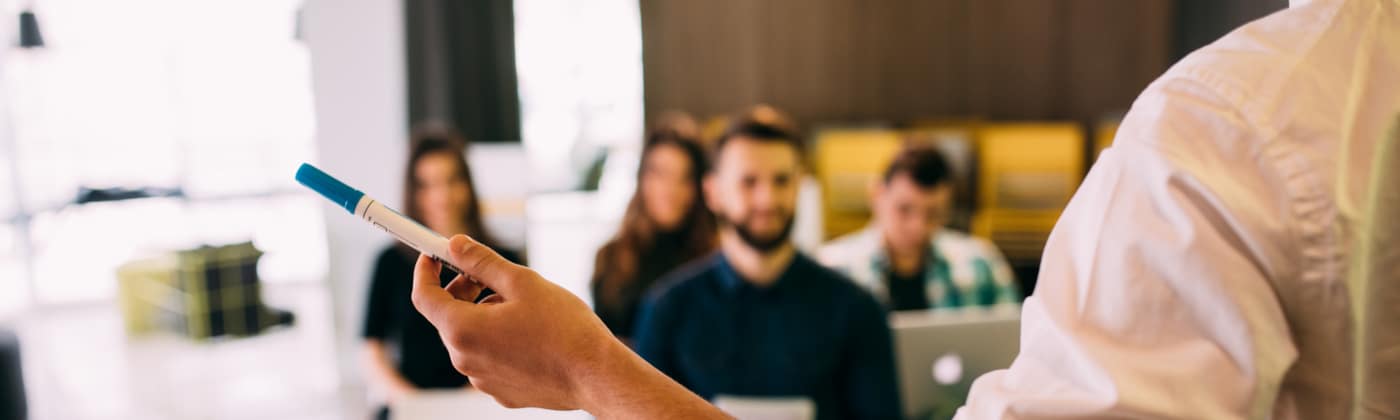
[882, 145, 952, 188]
[710, 105, 804, 167]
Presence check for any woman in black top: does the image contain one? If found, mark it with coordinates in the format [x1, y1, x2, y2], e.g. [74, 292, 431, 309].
[591, 125, 715, 343]
[362, 126, 521, 419]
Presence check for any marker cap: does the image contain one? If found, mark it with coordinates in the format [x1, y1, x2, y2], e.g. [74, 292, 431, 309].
[296, 163, 365, 214]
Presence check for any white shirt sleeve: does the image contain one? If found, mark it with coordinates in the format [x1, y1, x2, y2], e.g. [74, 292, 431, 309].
[1356, 116, 1400, 417]
[956, 79, 1301, 419]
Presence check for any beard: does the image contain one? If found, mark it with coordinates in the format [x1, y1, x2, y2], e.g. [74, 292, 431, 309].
[718, 210, 795, 254]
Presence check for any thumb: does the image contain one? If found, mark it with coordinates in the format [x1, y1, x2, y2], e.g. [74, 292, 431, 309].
[447, 234, 525, 296]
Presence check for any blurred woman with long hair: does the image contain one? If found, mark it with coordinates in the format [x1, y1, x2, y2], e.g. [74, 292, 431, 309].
[361, 125, 521, 419]
[591, 127, 716, 342]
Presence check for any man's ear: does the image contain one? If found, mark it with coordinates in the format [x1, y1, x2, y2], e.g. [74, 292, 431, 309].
[703, 173, 720, 213]
[868, 178, 884, 206]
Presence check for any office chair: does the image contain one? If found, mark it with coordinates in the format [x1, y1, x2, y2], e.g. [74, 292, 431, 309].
[972, 122, 1085, 292]
[812, 128, 903, 239]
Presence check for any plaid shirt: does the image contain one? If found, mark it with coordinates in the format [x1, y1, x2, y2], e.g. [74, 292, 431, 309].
[817, 226, 1019, 309]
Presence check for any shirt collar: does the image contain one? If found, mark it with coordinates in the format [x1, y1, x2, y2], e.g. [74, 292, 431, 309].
[871, 235, 943, 275]
[715, 251, 801, 295]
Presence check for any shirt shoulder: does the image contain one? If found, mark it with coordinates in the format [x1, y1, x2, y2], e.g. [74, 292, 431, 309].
[794, 253, 885, 309]
[642, 252, 723, 306]
[815, 227, 878, 268]
[1125, 0, 1339, 151]
[934, 229, 1000, 265]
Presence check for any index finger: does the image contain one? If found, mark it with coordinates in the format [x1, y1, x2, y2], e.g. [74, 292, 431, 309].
[446, 234, 528, 296]
[411, 253, 480, 326]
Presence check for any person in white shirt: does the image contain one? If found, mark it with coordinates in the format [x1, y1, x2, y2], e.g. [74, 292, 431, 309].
[818, 145, 1018, 311]
[954, 0, 1397, 417]
[404, 0, 1399, 418]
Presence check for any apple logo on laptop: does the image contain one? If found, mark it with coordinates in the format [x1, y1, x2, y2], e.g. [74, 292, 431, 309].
[932, 353, 963, 385]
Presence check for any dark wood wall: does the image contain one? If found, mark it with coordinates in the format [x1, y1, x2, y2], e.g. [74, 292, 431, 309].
[640, 0, 1174, 126]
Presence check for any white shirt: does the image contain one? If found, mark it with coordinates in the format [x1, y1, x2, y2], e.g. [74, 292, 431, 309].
[956, 0, 1400, 418]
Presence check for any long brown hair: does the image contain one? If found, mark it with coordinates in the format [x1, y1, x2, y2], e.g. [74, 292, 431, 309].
[593, 129, 716, 312]
[398, 125, 504, 256]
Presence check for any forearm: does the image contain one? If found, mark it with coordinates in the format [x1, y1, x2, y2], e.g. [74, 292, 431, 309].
[577, 340, 730, 419]
[363, 340, 415, 395]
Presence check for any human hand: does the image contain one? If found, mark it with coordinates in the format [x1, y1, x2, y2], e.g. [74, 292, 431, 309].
[386, 382, 418, 404]
[412, 235, 730, 419]
[410, 235, 623, 410]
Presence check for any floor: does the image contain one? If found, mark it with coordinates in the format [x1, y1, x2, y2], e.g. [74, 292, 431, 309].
[12, 284, 364, 420]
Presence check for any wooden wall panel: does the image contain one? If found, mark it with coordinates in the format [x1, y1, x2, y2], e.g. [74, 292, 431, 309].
[863, 0, 971, 120]
[965, 0, 1061, 120]
[1061, 0, 1175, 122]
[640, 0, 765, 118]
[758, 0, 865, 121]
[640, 0, 1173, 127]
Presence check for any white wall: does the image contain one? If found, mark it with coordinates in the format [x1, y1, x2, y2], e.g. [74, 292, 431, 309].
[514, 0, 644, 192]
[302, 0, 406, 389]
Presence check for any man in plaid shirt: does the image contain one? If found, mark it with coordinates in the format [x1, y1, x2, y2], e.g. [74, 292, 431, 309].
[818, 146, 1018, 311]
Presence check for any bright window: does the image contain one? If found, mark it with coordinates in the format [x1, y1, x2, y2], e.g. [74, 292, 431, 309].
[514, 0, 645, 191]
[1, 0, 325, 306]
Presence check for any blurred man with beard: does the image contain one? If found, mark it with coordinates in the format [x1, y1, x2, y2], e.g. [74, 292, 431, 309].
[632, 106, 901, 420]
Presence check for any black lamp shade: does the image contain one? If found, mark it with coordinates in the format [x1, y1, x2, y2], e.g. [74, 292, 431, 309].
[19, 11, 43, 48]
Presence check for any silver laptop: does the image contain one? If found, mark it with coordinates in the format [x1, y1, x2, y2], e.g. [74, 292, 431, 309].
[391, 389, 590, 420]
[890, 305, 1021, 420]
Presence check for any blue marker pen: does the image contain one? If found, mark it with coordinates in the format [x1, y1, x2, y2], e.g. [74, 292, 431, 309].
[296, 163, 464, 275]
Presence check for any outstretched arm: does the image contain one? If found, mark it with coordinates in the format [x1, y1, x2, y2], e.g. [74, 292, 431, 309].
[410, 235, 731, 419]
